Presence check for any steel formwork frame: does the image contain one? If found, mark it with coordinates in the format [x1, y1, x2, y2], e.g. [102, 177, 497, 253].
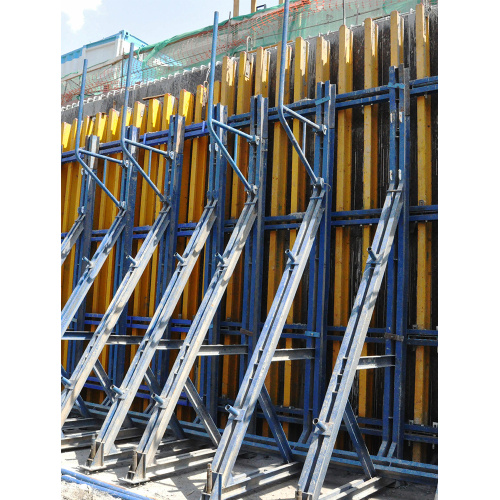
[61, 8, 438, 497]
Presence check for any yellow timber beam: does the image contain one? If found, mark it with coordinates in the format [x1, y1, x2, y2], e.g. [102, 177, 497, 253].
[264, 41, 291, 437]
[414, 2, 432, 462]
[333, 25, 353, 448]
[358, 16, 379, 431]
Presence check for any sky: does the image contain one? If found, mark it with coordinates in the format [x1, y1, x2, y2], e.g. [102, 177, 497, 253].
[61, 0, 282, 54]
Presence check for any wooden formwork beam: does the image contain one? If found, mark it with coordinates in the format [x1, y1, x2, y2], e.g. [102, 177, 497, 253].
[183, 85, 209, 321]
[90, 107, 122, 402]
[264, 41, 291, 437]
[130, 100, 160, 386]
[221, 51, 254, 416]
[414, 2, 432, 463]
[358, 16, 379, 426]
[332, 25, 352, 449]
[283, 36, 309, 436]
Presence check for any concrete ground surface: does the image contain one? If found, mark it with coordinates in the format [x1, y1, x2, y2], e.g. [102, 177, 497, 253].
[61, 446, 436, 500]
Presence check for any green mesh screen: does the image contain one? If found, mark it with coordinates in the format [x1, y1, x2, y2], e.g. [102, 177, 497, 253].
[62, 0, 436, 107]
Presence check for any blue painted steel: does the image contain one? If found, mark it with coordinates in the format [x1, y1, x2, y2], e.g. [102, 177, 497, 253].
[61, 469, 151, 500]
[294, 70, 409, 500]
[152, 117, 187, 386]
[202, 103, 227, 419]
[60, 77, 438, 166]
[66, 135, 100, 373]
[202, 5, 331, 489]
[204, 181, 326, 497]
[206, 12, 254, 194]
[238, 95, 268, 439]
[378, 67, 398, 458]
[61, 43, 438, 492]
[124, 188, 258, 482]
[276, 1, 320, 186]
[109, 126, 139, 386]
[305, 81, 335, 442]
[60, 119, 186, 428]
[83, 107, 231, 471]
[390, 66, 411, 460]
[120, 24, 267, 476]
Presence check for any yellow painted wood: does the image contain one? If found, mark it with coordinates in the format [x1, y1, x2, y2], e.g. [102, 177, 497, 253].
[129, 100, 162, 369]
[183, 85, 208, 320]
[61, 119, 79, 310]
[91, 108, 123, 395]
[390, 11, 404, 67]
[181, 85, 207, 418]
[148, 95, 177, 323]
[283, 37, 308, 434]
[316, 36, 330, 87]
[333, 26, 353, 447]
[358, 17, 380, 424]
[216, 58, 237, 419]
[61, 120, 76, 369]
[61, 121, 74, 229]
[221, 56, 237, 219]
[61, 122, 71, 151]
[263, 42, 291, 436]
[255, 47, 270, 98]
[414, 3, 432, 462]
[176, 90, 194, 319]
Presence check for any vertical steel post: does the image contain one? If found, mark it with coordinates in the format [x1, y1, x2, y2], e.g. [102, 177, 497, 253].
[304, 81, 335, 442]
[109, 125, 139, 386]
[153, 116, 187, 386]
[67, 135, 100, 372]
[390, 65, 410, 459]
[204, 103, 228, 420]
[239, 94, 268, 418]
[379, 66, 398, 457]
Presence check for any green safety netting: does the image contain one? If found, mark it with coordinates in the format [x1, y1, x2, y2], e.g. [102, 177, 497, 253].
[62, 0, 435, 106]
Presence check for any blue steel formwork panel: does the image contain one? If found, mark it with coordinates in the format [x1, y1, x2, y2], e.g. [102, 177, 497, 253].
[61, 61, 438, 493]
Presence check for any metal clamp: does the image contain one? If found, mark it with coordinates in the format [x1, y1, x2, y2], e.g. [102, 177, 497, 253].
[174, 253, 186, 265]
[225, 405, 244, 420]
[313, 418, 330, 436]
[82, 256, 94, 269]
[151, 393, 166, 407]
[285, 249, 298, 265]
[126, 254, 139, 267]
[384, 332, 404, 342]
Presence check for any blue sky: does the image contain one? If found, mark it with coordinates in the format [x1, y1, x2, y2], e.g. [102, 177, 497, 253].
[61, 0, 281, 54]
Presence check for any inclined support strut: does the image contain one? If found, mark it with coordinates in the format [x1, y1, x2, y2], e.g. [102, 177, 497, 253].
[61, 116, 186, 428]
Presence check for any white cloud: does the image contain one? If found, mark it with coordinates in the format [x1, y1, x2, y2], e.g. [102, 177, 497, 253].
[61, 0, 102, 32]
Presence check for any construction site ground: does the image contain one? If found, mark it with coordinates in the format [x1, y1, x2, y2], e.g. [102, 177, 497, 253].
[61, 446, 436, 500]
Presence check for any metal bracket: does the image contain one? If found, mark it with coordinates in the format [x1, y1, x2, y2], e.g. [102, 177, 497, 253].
[384, 332, 404, 342]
